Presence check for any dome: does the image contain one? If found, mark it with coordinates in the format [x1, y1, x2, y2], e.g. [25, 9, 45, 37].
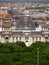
[16, 17, 36, 30]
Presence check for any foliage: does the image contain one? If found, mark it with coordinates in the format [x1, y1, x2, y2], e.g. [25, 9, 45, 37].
[0, 41, 49, 65]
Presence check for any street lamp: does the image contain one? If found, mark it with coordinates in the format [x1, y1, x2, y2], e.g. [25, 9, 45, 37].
[37, 48, 39, 65]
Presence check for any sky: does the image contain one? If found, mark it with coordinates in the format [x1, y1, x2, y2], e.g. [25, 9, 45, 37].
[0, 0, 49, 3]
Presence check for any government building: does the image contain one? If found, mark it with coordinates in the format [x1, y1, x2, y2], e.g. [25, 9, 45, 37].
[0, 15, 49, 46]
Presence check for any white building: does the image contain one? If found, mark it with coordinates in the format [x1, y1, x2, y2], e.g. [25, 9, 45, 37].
[0, 16, 49, 46]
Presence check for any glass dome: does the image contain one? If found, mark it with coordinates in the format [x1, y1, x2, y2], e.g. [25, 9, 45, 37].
[16, 17, 36, 30]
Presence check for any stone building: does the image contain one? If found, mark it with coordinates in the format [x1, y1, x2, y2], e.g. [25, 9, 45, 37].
[0, 16, 49, 46]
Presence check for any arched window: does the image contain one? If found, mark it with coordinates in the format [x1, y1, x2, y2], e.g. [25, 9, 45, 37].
[45, 35, 48, 42]
[5, 36, 9, 42]
[5, 37, 9, 39]
[45, 37, 48, 39]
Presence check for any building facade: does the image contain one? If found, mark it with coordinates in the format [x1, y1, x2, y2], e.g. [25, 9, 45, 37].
[0, 16, 49, 46]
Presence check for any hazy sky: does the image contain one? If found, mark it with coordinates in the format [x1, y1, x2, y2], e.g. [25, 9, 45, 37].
[0, 0, 49, 2]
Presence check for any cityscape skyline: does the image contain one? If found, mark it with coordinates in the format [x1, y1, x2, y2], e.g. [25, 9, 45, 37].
[0, 0, 49, 3]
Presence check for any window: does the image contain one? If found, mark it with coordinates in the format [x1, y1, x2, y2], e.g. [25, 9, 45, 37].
[5, 36, 9, 42]
[32, 37, 34, 42]
[36, 37, 38, 41]
[45, 36, 48, 42]
[16, 37, 18, 41]
[5, 32, 9, 34]
[26, 41, 28, 42]
[32, 37, 34, 40]
[5, 37, 9, 39]
[25, 37, 29, 40]
[13, 37, 14, 42]
[39, 37, 41, 41]
[48, 28, 49, 30]
[19, 37, 21, 41]
[4, 28, 10, 31]
[45, 37, 48, 39]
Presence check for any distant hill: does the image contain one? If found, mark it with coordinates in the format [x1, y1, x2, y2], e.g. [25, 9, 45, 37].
[0, 0, 49, 3]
